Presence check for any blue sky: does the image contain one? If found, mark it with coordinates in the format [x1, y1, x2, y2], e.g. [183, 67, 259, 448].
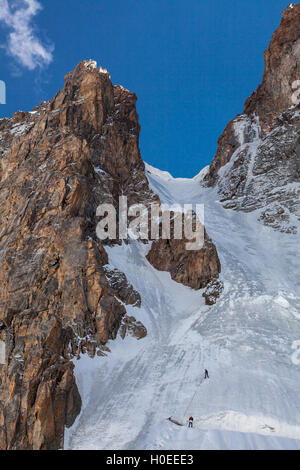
[0, 0, 292, 177]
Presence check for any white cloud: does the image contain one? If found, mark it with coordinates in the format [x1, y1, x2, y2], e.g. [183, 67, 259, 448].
[0, 0, 53, 70]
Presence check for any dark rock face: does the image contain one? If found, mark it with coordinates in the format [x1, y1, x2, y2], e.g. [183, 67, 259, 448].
[0, 60, 150, 450]
[0, 60, 221, 449]
[119, 315, 147, 340]
[147, 235, 221, 291]
[203, 280, 224, 306]
[203, 4, 300, 233]
[244, 4, 300, 131]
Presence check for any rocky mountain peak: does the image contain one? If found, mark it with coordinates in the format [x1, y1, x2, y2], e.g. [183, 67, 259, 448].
[205, 4, 300, 188]
[244, 3, 300, 131]
[203, 5, 300, 234]
[0, 59, 221, 449]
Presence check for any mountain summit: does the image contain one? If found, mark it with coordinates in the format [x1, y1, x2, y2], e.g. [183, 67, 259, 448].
[204, 4, 300, 234]
[0, 60, 220, 449]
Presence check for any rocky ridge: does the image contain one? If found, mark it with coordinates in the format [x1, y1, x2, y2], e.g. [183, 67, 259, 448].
[204, 4, 300, 233]
[0, 60, 221, 449]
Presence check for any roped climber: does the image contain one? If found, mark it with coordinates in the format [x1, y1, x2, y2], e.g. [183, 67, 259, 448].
[204, 369, 209, 379]
[188, 416, 194, 428]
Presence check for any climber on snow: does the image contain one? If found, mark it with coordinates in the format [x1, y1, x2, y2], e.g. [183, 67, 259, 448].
[204, 369, 209, 379]
[188, 416, 194, 428]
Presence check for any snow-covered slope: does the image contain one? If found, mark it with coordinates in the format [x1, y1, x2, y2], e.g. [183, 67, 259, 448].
[66, 165, 300, 450]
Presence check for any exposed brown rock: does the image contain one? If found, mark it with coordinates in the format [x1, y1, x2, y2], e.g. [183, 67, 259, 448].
[203, 279, 224, 306]
[0, 60, 149, 450]
[202, 5, 300, 233]
[119, 315, 147, 340]
[205, 4, 300, 186]
[244, 4, 300, 130]
[147, 234, 221, 291]
[204, 118, 242, 186]
[104, 267, 141, 307]
[0, 59, 221, 450]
